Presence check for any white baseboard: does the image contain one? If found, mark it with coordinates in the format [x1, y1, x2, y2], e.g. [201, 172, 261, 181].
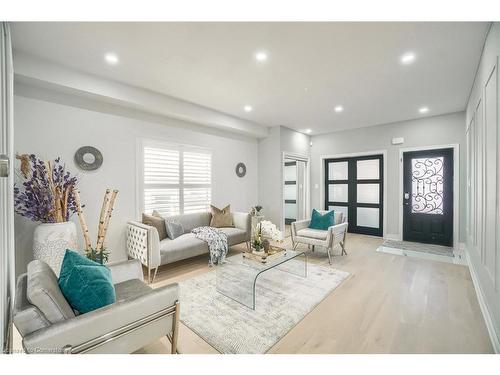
[452, 242, 467, 264]
[464, 246, 500, 353]
[384, 233, 400, 241]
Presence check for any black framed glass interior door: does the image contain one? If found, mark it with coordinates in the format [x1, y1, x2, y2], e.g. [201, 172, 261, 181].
[324, 154, 383, 236]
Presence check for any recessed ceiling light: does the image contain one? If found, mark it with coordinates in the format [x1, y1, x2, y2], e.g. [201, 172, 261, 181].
[334, 105, 344, 113]
[305, 129, 312, 134]
[400, 52, 416, 65]
[255, 51, 268, 62]
[419, 106, 429, 114]
[244, 105, 253, 112]
[104, 52, 119, 65]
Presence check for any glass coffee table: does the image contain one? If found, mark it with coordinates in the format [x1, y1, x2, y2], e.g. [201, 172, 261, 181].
[216, 249, 307, 310]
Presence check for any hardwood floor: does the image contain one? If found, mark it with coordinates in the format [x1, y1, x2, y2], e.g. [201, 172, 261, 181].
[140, 233, 493, 354]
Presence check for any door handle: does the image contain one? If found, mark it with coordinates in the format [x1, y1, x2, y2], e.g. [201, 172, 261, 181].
[404, 192, 410, 200]
[0, 154, 9, 178]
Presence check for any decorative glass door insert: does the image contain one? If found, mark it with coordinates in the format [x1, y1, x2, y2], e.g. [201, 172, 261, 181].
[411, 157, 444, 214]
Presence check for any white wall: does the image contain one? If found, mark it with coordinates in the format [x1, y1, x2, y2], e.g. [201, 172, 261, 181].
[14, 94, 258, 274]
[257, 126, 281, 227]
[280, 127, 310, 157]
[14, 52, 269, 138]
[258, 126, 310, 232]
[310, 112, 466, 240]
[465, 22, 500, 352]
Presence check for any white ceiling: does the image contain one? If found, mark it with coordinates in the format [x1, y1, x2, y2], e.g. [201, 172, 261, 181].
[11, 22, 489, 134]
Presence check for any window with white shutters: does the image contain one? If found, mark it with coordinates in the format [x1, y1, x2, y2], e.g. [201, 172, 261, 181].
[142, 142, 211, 216]
[183, 151, 211, 213]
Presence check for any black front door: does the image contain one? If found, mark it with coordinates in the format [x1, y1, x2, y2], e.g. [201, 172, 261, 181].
[403, 148, 453, 246]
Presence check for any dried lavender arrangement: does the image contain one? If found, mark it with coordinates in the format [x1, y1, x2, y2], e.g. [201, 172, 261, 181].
[14, 154, 81, 272]
[14, 154, 78, 223]
[14, 154, 118, 264]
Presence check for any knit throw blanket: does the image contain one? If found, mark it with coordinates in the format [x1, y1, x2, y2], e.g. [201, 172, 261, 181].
[192, 226, 228, 266]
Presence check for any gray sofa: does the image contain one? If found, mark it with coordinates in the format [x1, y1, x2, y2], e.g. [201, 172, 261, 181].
[127, 211, 251, 283]
[13, 259, 179, 354]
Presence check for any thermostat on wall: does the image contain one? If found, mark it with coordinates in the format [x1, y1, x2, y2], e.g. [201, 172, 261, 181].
[392, 137, 404, 145]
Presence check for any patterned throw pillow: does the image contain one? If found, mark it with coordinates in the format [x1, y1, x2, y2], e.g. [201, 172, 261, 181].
[210, 204, 234, 228]
[142, 213, 168, 240]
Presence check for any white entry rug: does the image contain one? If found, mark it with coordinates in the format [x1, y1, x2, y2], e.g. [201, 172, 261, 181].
[179, 261, 350, 354]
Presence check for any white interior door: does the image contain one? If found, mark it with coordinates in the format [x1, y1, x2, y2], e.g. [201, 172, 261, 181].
[282, 154, 309, 234]
[296, 161, 306, 220]
[0, 22, 15, 353]
[284, 159, 298, 223]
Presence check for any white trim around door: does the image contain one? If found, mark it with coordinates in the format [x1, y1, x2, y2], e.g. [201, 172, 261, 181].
[282, 151, 310, 236]
[398, 144, 460, 249]
[319, 150, 388, 239]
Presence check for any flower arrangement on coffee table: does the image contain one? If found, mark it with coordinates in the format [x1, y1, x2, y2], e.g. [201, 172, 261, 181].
[251, 220, 283, 253]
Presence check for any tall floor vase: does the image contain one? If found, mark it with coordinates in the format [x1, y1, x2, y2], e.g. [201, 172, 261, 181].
[33, 221, 78, 276]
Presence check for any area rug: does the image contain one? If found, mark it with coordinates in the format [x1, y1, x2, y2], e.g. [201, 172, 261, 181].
[179, 261, 350, 354]
[381, 239, 454, 257]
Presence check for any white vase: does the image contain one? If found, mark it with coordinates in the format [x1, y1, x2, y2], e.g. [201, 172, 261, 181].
[33, 221, 78, 276]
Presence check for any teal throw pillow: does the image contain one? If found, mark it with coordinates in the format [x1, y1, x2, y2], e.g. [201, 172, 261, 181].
[308, 209, 335, 230]
[58, 249, 116, 314]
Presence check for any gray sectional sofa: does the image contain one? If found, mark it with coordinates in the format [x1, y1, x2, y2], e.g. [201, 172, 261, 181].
[127, 211, 251, 282]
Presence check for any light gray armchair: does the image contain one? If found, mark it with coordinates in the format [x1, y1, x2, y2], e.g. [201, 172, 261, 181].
[291, 210, 348, 264]
[13, 259, 180, 354]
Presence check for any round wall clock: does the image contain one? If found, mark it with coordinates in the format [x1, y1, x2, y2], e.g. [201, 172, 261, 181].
[74, 146, 103, 171]
[235, 162, 246, 177]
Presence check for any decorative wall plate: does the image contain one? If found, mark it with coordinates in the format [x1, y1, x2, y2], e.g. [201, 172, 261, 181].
[74, 146, 103, 171]
[235, 162, 246, 177]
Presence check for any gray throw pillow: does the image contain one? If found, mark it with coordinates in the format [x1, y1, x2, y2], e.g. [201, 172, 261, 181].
[26, 260, 76, 324]
[165, 220, 184, 239]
